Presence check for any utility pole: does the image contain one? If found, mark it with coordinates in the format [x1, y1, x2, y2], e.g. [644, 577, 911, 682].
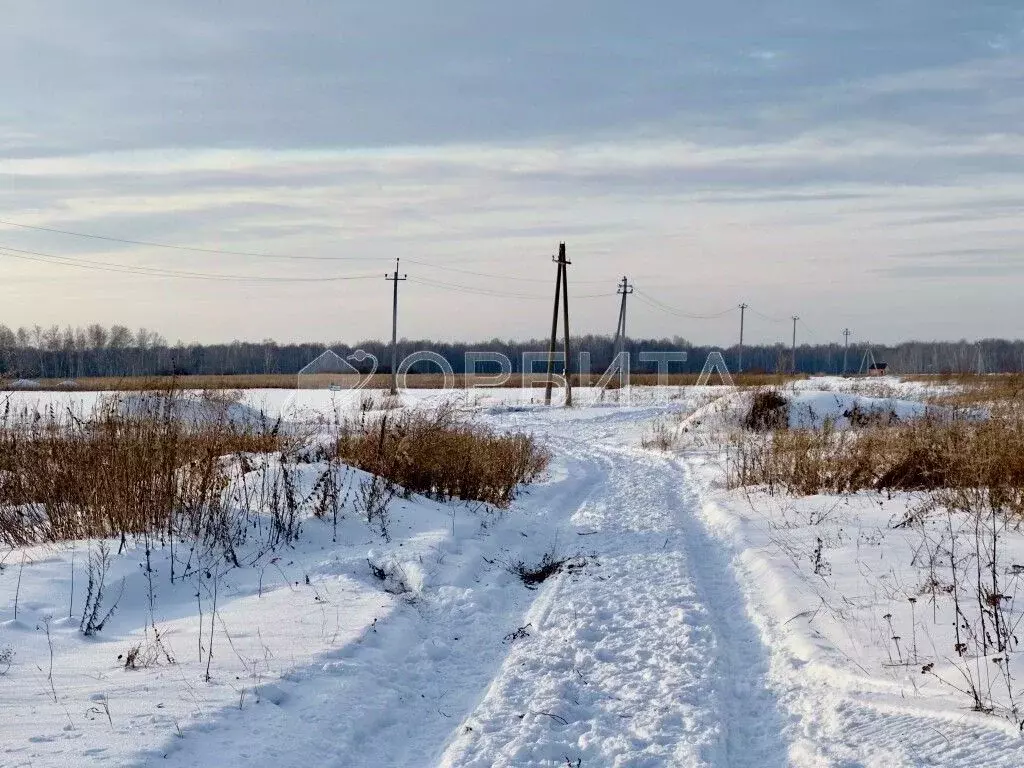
[612, 276, 633, 359]
[842, 328, 851, 375]
[561, 247, 572, 407]
[544, 243, 572, 406]
[386, 258, 406, 395]
[738, 303, 748, 373]
[791, 315, 799, 374]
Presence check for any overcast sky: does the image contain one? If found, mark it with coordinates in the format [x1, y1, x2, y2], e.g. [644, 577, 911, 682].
[2, 1, 1023, 346]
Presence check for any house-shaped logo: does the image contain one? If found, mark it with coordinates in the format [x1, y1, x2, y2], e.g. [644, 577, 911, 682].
[297, 349, 377, 391]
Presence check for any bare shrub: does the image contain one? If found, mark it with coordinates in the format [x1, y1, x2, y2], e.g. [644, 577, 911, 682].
[743, 389, 790, 432]
[80, 541, 123, 636]
[336, 403, 550, 508]
[120, 641, 161, 670]
[641, 420, 675, 451]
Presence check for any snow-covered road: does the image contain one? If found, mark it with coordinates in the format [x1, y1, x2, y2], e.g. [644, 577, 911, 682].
[147, 400, 794, 767]
[438, 434, 788, 767]
[153, 397, 1024, 766]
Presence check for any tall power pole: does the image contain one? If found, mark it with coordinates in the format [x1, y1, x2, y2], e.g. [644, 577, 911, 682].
[791, 315, 799, 374]
[386, 258, 407, 395]
[738, 303, 748, 373]
[842, 328, 851, 375]
[544, 243, 572, 406]
[612, 276, 633, 359]
[561, 247, 571, 406]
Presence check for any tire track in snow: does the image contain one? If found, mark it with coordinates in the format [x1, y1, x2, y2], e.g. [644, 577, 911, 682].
[660, 451, 790, 767]
[438, 437, 790, 767]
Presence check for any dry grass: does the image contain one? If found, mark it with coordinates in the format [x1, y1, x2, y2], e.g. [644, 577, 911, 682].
[728, 412, 1024, 513]
[336, 403, 550, 508]
[0, 372, 803, 392]
[907, 373, 1024, 412]
[0, 384, 553, 548]
[0, 391, 286, 546]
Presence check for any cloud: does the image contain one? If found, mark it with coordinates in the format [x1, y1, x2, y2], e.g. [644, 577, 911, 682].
[0, 2, 1022, 344]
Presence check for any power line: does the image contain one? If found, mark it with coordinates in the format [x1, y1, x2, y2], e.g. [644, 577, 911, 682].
[633, 291, 736, 320]
[747, 307, 789, 324]
[407, 276, 552, 300]
[404, 259, 609, 284]
[0, 219, 381, 262]
[0, 217, 622, 284]
[0, 244, 379, 282]
[408, 275, 613, 300]
[797, 317, 817, 341]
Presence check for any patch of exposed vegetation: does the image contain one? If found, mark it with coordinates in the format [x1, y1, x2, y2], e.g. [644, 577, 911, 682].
[729, 412, 1024, 509]
[742, 389, 790, 432]
[336, 403, 549, 508]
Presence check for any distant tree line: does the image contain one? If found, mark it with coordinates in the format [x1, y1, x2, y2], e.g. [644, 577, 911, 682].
[0, 323, 1018, 379]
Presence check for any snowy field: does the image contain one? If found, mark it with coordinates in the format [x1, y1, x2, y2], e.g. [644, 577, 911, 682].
[2, 379, 1024, 766]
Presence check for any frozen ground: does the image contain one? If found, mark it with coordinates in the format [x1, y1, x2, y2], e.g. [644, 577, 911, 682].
[2, 380, 1023, 766]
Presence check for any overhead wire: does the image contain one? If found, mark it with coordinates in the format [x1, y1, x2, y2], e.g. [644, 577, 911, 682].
[0, 219, 378, 262]
[797, 316, 818, 342]
[633, 290, 736, 320]
[0, 218, 640, 285]
[404, 259, 611, 284]
[747, 307, 790, 324]
[0, 244, 380, 282]
[0, 219, 766, 322]
[408, 275, 615, 301]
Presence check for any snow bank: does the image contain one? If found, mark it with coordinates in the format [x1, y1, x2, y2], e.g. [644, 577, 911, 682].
[111, 391, 273, 430]
[8, 378, 41, 390]
[786, 390, 934, 429]
[684, 387, 954, 434]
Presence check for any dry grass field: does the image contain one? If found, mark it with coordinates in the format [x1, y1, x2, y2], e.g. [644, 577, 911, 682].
[0, 372, 803, 392]
[0, 388, 551, 547]
[728, 378, 1024, 512]
[906, 373, 1024, 410]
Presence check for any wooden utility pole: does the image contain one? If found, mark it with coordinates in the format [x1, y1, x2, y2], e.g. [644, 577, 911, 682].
[544, 243, 572, 406]
[791, 315, 799, 374]
[386, 258, 407, 395]
[738, 303, 748, 373]
[842, 328, 851, 375]
[612, 276, 633, 359]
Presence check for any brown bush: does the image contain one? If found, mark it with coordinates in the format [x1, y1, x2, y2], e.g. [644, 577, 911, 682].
[336, 403, 549, 508]
[743, 389, 790, 432]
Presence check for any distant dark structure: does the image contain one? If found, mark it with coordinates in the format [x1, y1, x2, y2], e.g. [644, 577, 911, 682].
[868, 361, 888, 377]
